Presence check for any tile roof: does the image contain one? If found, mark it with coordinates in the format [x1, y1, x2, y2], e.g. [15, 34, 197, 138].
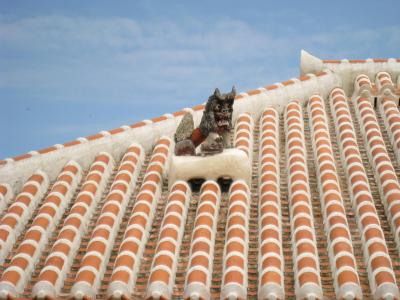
[0, 51, 400, 299]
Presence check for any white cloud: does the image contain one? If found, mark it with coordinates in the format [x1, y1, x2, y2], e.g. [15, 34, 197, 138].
[0, 16, 142, 51]
[0, 15, 399, 105]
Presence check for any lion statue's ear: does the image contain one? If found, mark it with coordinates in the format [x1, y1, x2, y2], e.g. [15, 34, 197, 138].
[214, 88, 221, 98]
[231, 86, 236, 96]
[227, 86, 236, 105]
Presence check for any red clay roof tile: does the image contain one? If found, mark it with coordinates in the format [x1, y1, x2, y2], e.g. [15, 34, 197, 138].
[247, 89, 261, 96]
[12, 153, 32, 161]
[37, 146, 57, 154]
[151, 116, 168, 123]
[85, 133, 104, 141]
[323, 59, 341, 63]
[63, 140, 81, 147]
[130, 121, 146, 128]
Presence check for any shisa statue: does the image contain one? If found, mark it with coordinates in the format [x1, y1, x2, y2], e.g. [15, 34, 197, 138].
[169, 86, 251, 188]
[174, 87, 236, 156]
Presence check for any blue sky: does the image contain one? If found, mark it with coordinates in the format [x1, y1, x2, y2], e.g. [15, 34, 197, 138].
[1, 1, 399, 158]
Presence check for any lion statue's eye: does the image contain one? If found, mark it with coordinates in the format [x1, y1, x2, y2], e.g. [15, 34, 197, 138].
[215, 104, 220, 110]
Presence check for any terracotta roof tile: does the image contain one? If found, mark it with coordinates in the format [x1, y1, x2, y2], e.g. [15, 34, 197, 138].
[0, 184, 13, 215]
[151, 116, 168, 123]
[324, 58, 396, 64]
[299, 75, 310, 81]
[221, 181, 250, 299]
[63, 140, 81, 148]
[282, 79, 295, 86]
[323, 59, 341, 64]
[130, 121, 147, 129]
[247, 89, 262, 96]
[258, 107, 285, 299]
[33, 153, 114, 298]
[379, 98, 400, 163]
[329, 89, 399, 299]
[12, 153, 32, 162]
[265, 84, 278, 90]
[146, 181, 190, 299]
[308, 95, 362, 298]
[70, 145, 144, 299]
[107, 138, 171, 299]
[349, 59, 366, 63]
[284, 100, 323, 299]
[37, 146, 58, 155]
[354, 97, 400, 252]
[85, 133, 104, 141]
[355, 74, 372, 92]
[184, 181, 220, 300]
[0, 171, 49, 269]
[172, 111, 186, 117]
[0, 162, 81, 298]
[234, 113, 253, 158]
[192, 104, 205, 111]
[376, 71, 395, 93]
[373, 58, 389, 63]
[315, 71, 327, 77]
[108, 127, 125, 135]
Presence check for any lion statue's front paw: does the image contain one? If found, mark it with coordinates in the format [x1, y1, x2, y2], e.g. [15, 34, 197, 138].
[200, 132, 224, 156]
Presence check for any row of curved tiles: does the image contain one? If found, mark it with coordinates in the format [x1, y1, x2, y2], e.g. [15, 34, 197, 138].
[330, 88, 399, 299]
[354, 71, 399, 95]
[0, 161, 81, 297]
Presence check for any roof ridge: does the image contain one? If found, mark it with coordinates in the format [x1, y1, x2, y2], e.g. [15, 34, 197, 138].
[0, 69, 333, 167]
[301, 50, 400, 75]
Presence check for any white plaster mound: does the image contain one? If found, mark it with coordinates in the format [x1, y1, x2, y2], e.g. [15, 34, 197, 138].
[301, 50, 400, 96]
[168, 149, 251, 188]
[258, 283, 285, 300]
[300, 50, 324, 76]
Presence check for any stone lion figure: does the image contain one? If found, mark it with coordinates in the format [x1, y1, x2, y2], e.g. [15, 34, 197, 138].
[174, 86, 235, 156]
